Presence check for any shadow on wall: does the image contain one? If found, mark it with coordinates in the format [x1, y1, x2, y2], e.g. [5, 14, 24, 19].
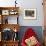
[18, 26, 43, 44]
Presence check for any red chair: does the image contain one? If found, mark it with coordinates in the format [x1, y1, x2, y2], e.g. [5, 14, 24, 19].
[21, 28, 41, 46]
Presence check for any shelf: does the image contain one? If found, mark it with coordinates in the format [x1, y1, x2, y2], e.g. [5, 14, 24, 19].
[0, 7, 20, 46]
[0, 24, 20, 32]
[1, 40, 19, 46]
[1, 15, 18, 24]
[0, 7, 19, 10]
[0, 7, 19, 24]
[2, 40, 19, 43]
[0, 7, 19, 15]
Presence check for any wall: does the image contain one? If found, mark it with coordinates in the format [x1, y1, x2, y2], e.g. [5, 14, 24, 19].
[0, 0, 44, 26]
[18, 26, 44, 44]
[18, 0, 44, 26]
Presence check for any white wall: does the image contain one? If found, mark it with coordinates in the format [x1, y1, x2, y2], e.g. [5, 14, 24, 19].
[0, 0, 15, 7]
[17, 0, 44, 26]
[0, 0, 44, 26]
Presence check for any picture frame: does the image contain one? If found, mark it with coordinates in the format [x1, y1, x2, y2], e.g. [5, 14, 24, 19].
[24, 9, 36, 19]
[9, 10, 18, 15]
[2, 10, 9, 15]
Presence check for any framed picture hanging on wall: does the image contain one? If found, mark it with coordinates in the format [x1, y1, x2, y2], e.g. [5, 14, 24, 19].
[24, 9, 36, 19]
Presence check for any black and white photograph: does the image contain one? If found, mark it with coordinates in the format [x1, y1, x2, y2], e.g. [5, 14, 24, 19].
[24, 9, 36, 19]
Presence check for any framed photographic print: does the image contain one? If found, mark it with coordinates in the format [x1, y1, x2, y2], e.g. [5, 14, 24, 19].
[24, 9, 36, 19]
[9, 10, 18, 15]
[2, 10, 9, 15]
